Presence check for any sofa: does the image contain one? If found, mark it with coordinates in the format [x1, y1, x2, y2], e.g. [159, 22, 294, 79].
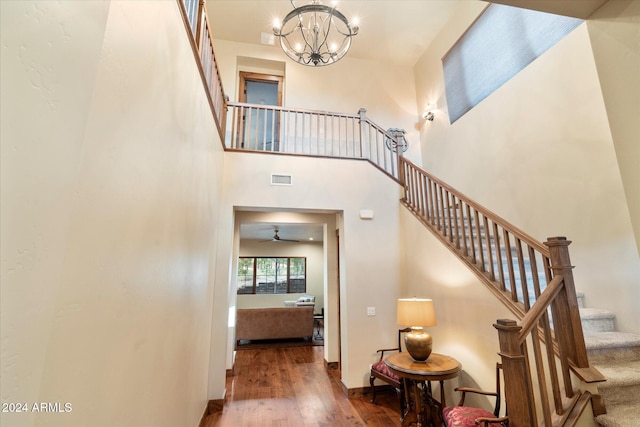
[236, 306, 314, 343]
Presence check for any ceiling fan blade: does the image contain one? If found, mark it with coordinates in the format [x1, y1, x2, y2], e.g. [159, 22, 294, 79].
[259, 228, 299, 243]
[273, 229, 299, 242]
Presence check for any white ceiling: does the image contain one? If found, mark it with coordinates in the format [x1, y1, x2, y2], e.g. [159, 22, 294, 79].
[240, 222, 325, 242]
[206, 0, 609, 67]
[206, 0, 463, 67]
[210, 0, 608, 242]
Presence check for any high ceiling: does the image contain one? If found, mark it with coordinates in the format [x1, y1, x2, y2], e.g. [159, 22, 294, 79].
[208, 0, 608, 242]
[206, 0, 608, 67]
[206, 0, 463, 67]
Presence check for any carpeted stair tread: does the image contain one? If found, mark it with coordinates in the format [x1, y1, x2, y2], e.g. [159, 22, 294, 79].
[596, 404, 640, 427]
[584, 331, 640, 351]
[595, 359, 640, 388]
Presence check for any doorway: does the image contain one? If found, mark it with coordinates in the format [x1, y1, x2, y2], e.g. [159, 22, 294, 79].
[230, 210, 341, 370]
[238, 72, 283, 151]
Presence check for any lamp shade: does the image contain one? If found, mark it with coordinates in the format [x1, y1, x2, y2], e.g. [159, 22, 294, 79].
[397, 298, 436, 327]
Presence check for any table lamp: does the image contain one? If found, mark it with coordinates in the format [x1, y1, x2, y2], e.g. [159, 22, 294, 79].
[397, 298, 437, 362]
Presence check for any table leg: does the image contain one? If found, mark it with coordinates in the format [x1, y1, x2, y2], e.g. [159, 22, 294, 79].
[401, 380, 425, 427]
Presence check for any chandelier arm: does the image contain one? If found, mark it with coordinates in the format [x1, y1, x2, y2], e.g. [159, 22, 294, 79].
[299, 16, 316, 52]
[313, 13, 333, 54]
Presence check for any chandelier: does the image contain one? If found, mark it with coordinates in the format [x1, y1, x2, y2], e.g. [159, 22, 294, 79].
[273, 1, 359, 67]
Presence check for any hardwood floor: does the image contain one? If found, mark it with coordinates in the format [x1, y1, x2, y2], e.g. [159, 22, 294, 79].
[201, 346, 402, 427]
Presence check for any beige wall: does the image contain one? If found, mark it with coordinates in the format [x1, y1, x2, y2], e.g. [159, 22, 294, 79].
[1, 1, 224, 426]
[587, 0, 640, 256]
[212, 38, 424, 164]
[209, 152, 404, 396]
[413, 3, 640, 334]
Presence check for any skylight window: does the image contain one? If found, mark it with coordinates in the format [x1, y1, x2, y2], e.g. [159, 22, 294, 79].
[443, 4, 583, 123]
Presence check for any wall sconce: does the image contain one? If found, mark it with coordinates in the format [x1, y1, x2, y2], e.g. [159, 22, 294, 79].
[423, 103, 436, 121]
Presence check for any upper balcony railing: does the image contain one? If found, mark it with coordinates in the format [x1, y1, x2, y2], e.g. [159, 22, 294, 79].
[178, 0, 227, 142]
[178, 0, 404, 179]
[225, 102, 405, 183]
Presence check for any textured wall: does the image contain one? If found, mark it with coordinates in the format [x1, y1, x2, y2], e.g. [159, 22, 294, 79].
[215, 152, 404, 391]
[1, 1, 224, 426]
[413, 4, 640, 334]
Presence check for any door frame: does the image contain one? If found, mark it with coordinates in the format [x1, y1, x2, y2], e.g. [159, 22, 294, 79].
[238, 72, 283, 105]
[238, 72, 284, 150]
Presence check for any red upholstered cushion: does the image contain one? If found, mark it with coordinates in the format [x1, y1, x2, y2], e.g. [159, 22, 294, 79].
[442, 406, 504, 427]
[371, 360, 400, 381]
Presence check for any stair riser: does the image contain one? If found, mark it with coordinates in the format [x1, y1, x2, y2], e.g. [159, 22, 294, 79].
[582, 317, 616, 333]
[598, 384, 640, 407]
[588, 347, 640, 364]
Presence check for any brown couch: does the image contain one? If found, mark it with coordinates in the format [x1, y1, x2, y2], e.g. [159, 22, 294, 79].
[236, 306, 314, 343]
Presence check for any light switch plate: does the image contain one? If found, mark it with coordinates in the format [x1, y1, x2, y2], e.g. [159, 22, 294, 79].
[367, 307, 376, 316]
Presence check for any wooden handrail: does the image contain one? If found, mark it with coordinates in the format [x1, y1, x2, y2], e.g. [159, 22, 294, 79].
[227, 101, 361, 118]
[400, 157, 549, 255]
[224, 102, 405, 183]
[399, 157, 603, 425]
[177, 1, 403, 179]
[518, 274, 563, 340]
[177, 0, 227, 147]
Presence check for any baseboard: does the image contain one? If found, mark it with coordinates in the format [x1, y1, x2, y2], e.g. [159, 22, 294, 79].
[324, 360, 339, 370]
[198, 396, 225, 427]
[337, 384, 392, 398]
[198, 405, 208, 427]
[347, 386, 369, 398]
[350, 384, 393, 398]
[207, 399, 224, 414]
[226, 367, 234, 377]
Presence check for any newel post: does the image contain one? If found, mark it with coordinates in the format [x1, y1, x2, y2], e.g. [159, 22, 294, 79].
[545, 236, 589, 368]
[358, 108, 367, 159]
[494, 319, 536, 427]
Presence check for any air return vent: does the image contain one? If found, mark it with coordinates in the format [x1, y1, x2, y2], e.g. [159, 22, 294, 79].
[271, 173, 293, 186]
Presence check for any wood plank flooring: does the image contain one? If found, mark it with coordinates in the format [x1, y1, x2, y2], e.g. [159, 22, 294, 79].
[201, 346, 402, 427]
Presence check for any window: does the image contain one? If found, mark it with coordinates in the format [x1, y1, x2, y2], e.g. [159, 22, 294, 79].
[443, 4, 583, 123]
[237, 257, 306, 294]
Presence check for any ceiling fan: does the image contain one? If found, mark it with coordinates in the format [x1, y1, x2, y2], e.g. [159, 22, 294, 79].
[262, 228, 299, 243]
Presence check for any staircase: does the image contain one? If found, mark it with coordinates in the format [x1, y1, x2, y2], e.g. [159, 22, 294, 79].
[579, 293, 640, 426]
[399, 156, 607, 426]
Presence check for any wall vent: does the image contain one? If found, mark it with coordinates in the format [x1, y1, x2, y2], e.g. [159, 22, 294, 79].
[271, 173, 293, 186]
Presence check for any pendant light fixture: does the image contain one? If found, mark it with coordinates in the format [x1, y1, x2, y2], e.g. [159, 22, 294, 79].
[273, 1, 359, 66]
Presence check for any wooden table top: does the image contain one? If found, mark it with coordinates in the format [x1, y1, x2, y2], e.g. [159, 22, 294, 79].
[385, 352, 461, 381]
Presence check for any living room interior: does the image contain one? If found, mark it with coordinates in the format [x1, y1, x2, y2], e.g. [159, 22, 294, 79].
[1, 1, 638, 427]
